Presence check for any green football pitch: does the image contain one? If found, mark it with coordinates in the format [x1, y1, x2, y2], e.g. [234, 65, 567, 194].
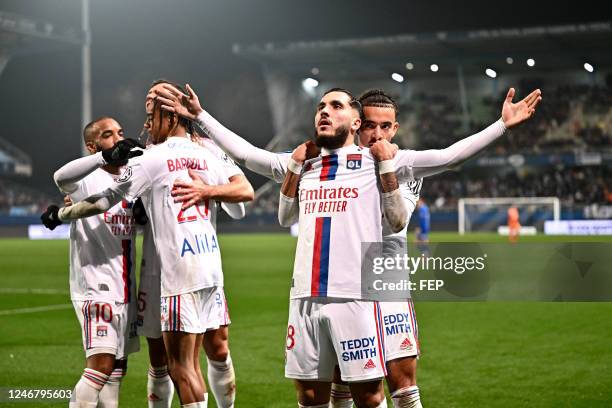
[1, 233, 611, 407]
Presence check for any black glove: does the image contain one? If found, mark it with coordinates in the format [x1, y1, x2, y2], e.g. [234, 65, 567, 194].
[41, 205, 62, 230]
[102, 138, 145, 166]
[133, 198, 148, 225]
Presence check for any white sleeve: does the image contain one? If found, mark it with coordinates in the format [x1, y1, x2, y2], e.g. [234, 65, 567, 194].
[394, 119, 506, 180]
[58, 189, 122, 220]
[53, 152, 106, 194]
[278, 193, 299, 227]
[221, 202, 246, 219]
[107, 157, 153, 201]
[196, 110, 289, 182]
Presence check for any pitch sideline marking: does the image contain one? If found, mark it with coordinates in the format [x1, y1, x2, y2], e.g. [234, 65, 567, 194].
[0, 288, 69, 295]
[0, 304, 71, 316]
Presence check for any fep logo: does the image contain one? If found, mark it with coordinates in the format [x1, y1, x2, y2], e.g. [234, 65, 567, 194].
[346, 154, 362, 170]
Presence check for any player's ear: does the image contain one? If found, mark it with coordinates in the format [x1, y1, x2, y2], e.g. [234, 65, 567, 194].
[86, 141, 97, 155]
[351, 117, 361, 132]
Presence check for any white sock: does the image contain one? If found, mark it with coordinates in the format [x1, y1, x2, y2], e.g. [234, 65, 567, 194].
[207, 353, 236, 408]
[181, 394, 207, 407]
[329, 383, 353, 408]
[298, 404, 328, 408]
[147, 365, 174, 408]
[391, 386, 422, 408]
[69, 368, 108, 408]
[98, 367, 124, 408]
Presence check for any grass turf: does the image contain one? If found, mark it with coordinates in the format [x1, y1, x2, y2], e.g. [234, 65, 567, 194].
[0, 233, 611, 407]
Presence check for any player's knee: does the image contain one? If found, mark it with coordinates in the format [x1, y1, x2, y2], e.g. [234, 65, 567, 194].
[87, 354, 115, 377]
[353, 393, 386, 408]
[207, 344, 229, 362]
[167, 364, 193, 385]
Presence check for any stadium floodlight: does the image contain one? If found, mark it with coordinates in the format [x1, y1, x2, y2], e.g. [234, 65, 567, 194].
[430, 64, 439, 72]
[458, 197, 561, 235]
[485, 68, 497, 78]
[506, 57, 514, 64]
[302, 77, 319, 89]
[527, 58, 535, 67]
[391, 72, 404, 83]
[405, 62, 414, 70]
[311, 67, 320, 75]
[584, 62, 594, 73]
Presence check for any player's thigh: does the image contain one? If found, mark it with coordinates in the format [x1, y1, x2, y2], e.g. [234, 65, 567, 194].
[203, 325, 229, 361]
[146, 336, 167, 367]
[163, 331, 199, 366]
[324, 300, 387, 383]
[386, 356, 417, 392]
[285, 298, 336, 382]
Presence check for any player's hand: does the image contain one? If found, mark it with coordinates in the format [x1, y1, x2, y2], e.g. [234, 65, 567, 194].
[172, 169, 211, 210]
[101, 138, 144, 166]
[63, 196, 72, 206]
[291, 141, 319, 164]
[501, 88, 542, 129]
[154, 83, 203, 121]
[133, 198, 148, 225]
[370, 139, 398, 162]
[41, 205, 62, 230]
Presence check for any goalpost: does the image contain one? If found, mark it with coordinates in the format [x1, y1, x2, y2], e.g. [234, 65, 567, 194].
[458, 197, 561, 235]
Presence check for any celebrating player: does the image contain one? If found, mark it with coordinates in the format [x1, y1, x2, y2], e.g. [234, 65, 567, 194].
[42, 86, 253, 408]
[46, 117, 144, 408]
[138, 80, 250, 408]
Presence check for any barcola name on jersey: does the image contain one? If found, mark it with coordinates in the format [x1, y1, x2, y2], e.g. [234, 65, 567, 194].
[299, 185, 359, 215]
[166, 157, 208, 172]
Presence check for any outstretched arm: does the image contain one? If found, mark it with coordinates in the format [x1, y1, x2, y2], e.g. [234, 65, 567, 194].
[395, 88, 542, 180]
[150, 84, 288, 181]
[53, 153, 106, 194]
[278, 142, 312, 227]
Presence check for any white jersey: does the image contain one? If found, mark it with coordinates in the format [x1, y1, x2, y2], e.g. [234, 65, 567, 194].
[69, 168, 137, 303]
[292, 144, 414, 300]
[382, 179, 422, 256]
[108, 136, 235, 297]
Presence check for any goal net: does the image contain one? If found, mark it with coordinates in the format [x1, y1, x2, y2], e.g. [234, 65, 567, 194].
[458, 197, 561, 235]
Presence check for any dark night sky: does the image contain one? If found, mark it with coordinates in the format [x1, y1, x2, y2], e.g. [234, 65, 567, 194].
[0, 0, 604, 193]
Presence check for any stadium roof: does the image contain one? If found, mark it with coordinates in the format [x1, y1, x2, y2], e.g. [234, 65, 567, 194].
[0, 10, 83, 58]
[233, 21, 612, 79]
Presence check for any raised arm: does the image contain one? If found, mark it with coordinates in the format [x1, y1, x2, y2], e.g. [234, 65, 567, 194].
[278, 143, 312, 227]
[151, 83, 288, 181]
[395, 88, 542, 180]
[370, 140, 409, 234]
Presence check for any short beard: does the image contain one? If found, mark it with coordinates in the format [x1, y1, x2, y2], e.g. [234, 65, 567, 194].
[315, 125, 349, 150]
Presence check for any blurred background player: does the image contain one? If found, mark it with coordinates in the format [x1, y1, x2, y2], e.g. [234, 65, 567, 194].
[507, 206, 521, 243]
[139, 80, 251, 408]
[44, 117, 143, 408]
[415, 198, 431, 256]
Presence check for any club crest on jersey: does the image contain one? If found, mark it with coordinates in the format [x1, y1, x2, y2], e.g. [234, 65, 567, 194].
[117, 166, 133, 182]
[346, 154, 362, 170]
[96, 326, 108, 337]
